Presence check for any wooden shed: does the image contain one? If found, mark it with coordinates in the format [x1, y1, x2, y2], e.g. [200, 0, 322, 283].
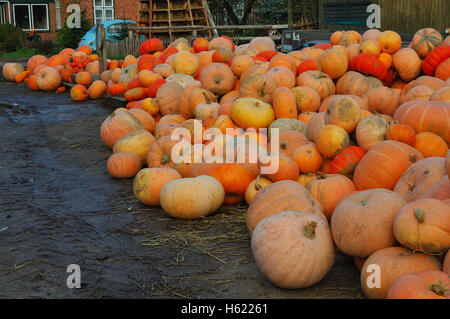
[319, 0, 450, 35]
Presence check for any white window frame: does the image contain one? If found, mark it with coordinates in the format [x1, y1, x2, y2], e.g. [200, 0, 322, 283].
[55, 0, 61, 29]
[12, 3, 49, 31]
[93, 0, 114, 25]
[0, 2, 7, 24]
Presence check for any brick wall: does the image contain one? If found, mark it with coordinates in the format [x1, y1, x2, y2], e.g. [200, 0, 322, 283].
[40, 0, 138, 41]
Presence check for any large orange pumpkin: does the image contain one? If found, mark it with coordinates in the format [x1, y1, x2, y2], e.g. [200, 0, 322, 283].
[410, 28, 443, 59]
[200, 63, 235, 96]
[70, 84, 88, 101]
[296, 70, 335, 100]
[317, 48, 348, 79]
[331, 189, 406, 258]
[360, 247, 441, 299]
[3, 63, 24, 82]
[239, 73, 277, 104]
[87, 80, 107, 99]
[393, 48, 422, 82]
[36, 67, 61, 91]
[377, 30, 402, 54]
[353, 140, 423, 190]
[251, 210, 334, 289]
[393, 101, 450, 143]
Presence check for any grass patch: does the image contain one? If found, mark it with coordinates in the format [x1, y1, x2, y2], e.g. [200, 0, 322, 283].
[0, 47, 37, 58]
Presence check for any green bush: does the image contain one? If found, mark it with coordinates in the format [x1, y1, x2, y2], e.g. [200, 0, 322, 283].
[0, 24, 26, 53]
[56, 10, 92, 50]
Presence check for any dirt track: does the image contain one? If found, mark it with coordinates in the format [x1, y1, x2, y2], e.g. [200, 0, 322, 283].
[0, 82, 363, 298]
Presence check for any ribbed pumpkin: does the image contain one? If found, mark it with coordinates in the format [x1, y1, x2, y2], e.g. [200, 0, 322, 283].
[385, 123, 416, 146]
[393, 101, 450, 143]
[430, 86, 450, 102]
[307, 173, 356, 219]
[260, 153, 299, 182]
[329, 146, 366, 176]
[360, 247, 441, 299]
[239, 73, 277, 104]
[387, 270, 450, 299]
[133, 167, 182, 206]
[146, 135, 182, 168]
[402, 85, 434, 103]
[246, 180, 326, 234]
[353, 141, 423, 190]
[265, 66, 296, 88]
[411, 28, 443, 59]
[100, 110, 145, 149]
[331, 189, 406, 258]
[435, 57, 450, 81]
[269, 130, 309, 157]
[418, 175, 450, 201]
[113, 129, 156, 163]
[107, 152, 142, 179]
[414, 132, 449, 158]
[251, 210, 334, 289]
[36, 67, 62, 91]
[161, 175, 225, 219]
[393, 199, 450, 255]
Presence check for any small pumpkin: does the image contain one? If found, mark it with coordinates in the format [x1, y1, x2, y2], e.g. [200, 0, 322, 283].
[87, 80, 107, 99]
[315, 124, 350, 158]
[385, 123, 416, 146]
[324, 96, 361, 133]
[70, 84, 88, 101]
[230, 97, 275, 129]
[200, 63, 235, 96]
[113, 129, 156, 163]
[414, 132, 449, 158]
[245, 176, 273, 205]
[296, 70, 335, 100]
[292, 143, 323, 174]
[329, 146, 366, 176]
[160, 175, 225, 219]
[100, 110, 145, 149]
[377, 30, 402, 54]
[107, 153, 142, 179]
[355, 115, 389, 151]
[272, 87, 298, 119]
[392, 48, 422, 82]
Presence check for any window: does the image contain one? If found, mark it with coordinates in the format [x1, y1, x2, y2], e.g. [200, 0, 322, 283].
[13, 4, 49, 31]
[0, 3, 7, 24]
[93, 0, 114, 25]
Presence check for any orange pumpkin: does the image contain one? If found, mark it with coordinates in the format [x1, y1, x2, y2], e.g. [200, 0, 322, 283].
[316, 124, 350, 158]
[317, 48, 348, 79]
[87, 80, 107, 99]
[296, 70, 335, 100]
[324, 96, 361, 133]
[260, 153, 299, 182]
[239, 73, 277, 104]
[307, 173, 356, 219]
[36, 67, 61, 91]
[133, 168, 182, 206]
[392, 48, 422, 82]
[353, 140, 423, 190]
[265, 66, 296, 88]
[291, 86, 321, 113]
[272, 87, 297, 119]
[107, 152, 142, 178]
[200, 63, 235, 96]
[387, 270, 450, 299]
[269, 130, 309, 157]
[70, 84, 88, 101]
[377, 30, 402, 54]
[393, 198, 450, 254]
[100, 110, 144, 149]
[414, 132, 449, 158]
[410, 28, 443, 59]
[360, 247, 441, 299]
[292, 143, 323, 174]
[385, 123, 416, 146]
[393, 101, 450, 143]
[363, 87, 401, 116]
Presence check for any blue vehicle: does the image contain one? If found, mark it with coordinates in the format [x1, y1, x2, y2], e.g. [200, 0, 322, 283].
[77, 20, 145, 51]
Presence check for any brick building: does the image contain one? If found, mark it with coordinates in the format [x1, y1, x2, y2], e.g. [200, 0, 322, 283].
[0, 0, 138, 41]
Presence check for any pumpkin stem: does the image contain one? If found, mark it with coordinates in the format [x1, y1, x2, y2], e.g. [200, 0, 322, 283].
[430, 282, 449, 296]
[414, 208, 425, 223]
[303, 221, 317, 239]
[359, 199, 367, 206]
[214, 76, 221, 84]
[279, 141, 287, 149]
[254, 183, 262, 191]
[202, 92, 211, 104]
[161, 154, 170, 164]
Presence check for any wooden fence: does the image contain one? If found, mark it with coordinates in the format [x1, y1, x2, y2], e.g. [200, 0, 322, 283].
[319, 0, 449, 34]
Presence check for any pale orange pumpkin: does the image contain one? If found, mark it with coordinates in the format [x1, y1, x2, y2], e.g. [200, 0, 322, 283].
[291, 86, 321, 113]
[272, 87, 298, 119]
[360, 247, 441, 299]
[317, 48, 348, 79]
[393, 198, 450, 255]
[36, 67, 62, 91]
[113, 129, 156, 163]
[324, 96, 361, 133]
[100, 110, 145, 149]
[87, 80, 107, 99]
[251, 210, 334, 289]
[296, 70, 335, 100]
[239, 73, 277, 104]
[331, 189, 406, 257]
[387, 270, 450, 299]
[392, 48, 422, 82]
[355, 115, 389, 151]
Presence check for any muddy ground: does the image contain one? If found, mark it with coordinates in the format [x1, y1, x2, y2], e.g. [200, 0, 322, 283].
[0, 81, 363, 298]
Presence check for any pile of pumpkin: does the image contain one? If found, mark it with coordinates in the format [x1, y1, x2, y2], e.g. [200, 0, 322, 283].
[5, 28, 450, 299]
